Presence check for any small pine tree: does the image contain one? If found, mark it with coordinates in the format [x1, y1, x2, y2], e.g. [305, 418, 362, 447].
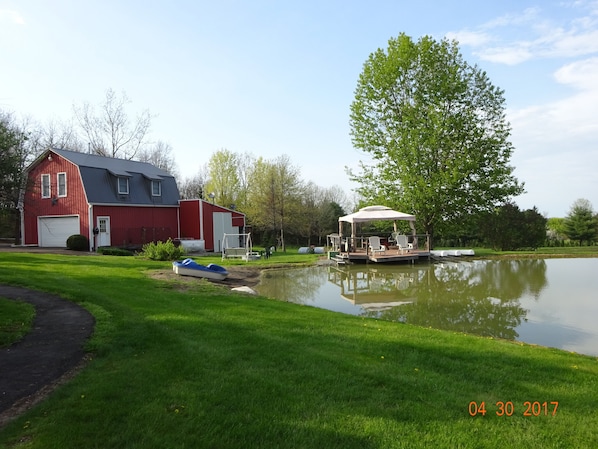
[564, 199, 598, 246]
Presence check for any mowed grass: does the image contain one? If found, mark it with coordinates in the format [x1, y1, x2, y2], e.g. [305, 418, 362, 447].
[0, 297, 34, 347]
[0, 253, 597, 448]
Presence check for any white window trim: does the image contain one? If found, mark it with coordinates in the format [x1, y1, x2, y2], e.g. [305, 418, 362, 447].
[151, 180, 161, 197]
[57, 172, 67, 197]
[41, 174, 51, 198]
[118, 177, 129, 195]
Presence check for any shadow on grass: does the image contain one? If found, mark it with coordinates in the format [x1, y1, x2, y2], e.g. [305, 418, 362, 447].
[1, 253, 597, 448]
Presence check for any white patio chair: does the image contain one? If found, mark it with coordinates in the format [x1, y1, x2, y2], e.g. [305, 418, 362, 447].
[395, 234, 413, 254]
[368, 236, 386, 256]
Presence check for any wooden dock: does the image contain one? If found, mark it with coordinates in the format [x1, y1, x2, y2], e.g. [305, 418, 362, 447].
[331, 248, 430, 264]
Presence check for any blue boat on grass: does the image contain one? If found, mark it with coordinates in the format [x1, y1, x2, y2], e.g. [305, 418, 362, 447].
[172, 258, 229, 280]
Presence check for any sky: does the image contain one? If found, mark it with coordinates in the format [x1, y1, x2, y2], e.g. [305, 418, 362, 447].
[1, 0, 597, 218]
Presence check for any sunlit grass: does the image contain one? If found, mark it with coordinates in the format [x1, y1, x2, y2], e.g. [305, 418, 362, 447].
[0, 297, 35, 347]
[0, 252, 597, 448]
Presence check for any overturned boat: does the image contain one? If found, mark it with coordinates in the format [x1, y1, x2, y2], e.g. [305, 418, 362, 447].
[172, 258, 229, 280]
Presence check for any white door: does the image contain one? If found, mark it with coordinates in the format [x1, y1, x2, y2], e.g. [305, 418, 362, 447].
[212, 212, 234, 252]
[38, 216, 80, 247]
[97, 216, 111, 247]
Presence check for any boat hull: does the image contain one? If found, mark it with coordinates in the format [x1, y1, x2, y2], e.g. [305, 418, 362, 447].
[172, 259, 229, 280]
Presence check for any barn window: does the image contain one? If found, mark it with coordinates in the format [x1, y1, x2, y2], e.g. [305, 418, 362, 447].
[118, 177, 129, 195]
[57, 172, 67, 197]
[151, 180, 161, 196]
[41, 174, 51, 198]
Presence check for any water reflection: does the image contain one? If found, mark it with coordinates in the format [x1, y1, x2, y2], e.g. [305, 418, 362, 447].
[256, 258, 598, 356]
[375, 260, 547, 340]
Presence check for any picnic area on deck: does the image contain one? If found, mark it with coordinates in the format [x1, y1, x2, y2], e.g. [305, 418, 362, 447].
[329, 205, 431, 264]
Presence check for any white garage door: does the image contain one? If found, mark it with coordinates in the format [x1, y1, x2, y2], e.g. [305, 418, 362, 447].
[38, 216, 80, 247]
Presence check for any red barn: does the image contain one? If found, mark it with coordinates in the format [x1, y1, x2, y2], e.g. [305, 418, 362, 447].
[179, 199, 246, 252]
[20, 148, 245, 252]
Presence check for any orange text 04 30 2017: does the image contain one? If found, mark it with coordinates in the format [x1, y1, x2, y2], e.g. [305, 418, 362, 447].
[468, 401, 559, 417]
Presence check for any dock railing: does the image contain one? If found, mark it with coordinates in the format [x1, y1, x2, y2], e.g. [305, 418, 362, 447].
[341, 234, 430, 254]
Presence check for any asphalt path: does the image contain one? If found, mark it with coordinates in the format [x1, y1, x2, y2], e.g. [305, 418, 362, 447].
[0, 285, 94, 426]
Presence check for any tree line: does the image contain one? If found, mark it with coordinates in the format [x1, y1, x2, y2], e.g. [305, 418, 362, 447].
[3, 33, 596, 251]
[0, 90, 350, 247]
[179, 149, 349, 249]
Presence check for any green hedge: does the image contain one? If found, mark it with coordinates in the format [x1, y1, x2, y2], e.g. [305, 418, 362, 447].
[141, 238, 185, 261]
[66, 234, 89, 251]
[97, 247, 134, 256]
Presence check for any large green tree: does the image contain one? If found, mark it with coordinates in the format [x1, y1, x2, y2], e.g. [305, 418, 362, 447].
[298, 183, 347, 246]
[546, 217, 567, 245]
[0, 116, 22, 208]
[564, 199, 597, 246]
[349, 33, 524, 244]
[479, 203, 546, 251]
[0, 113, 34, 242]
[244, 155, 303, 250]
[204, 149, 241, 209]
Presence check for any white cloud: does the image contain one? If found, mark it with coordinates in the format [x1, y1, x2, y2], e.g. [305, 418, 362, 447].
[483, 7, 542, 29]
[0, 9, 25, 25]
[451, 3, 598, 65]
[445, 30, 492, 47]
[554, 56, 598, 89]
[547, 28, 598, 57]
[480, 45, 534, 65]
[509, 60, 598, 147]
[506, 53, 598, 215]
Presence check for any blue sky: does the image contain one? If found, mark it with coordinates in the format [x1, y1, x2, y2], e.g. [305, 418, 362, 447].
[1, 0, 597, 217]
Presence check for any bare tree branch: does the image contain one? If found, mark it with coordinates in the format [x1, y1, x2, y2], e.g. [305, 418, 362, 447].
[73, 88, 153, 159]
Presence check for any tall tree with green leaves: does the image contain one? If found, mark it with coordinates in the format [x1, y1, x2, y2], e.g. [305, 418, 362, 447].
[0, 113, 34, 243]
[564, 199, 597, 246]
[244, 155, 302, 250]
[546, 217, 567, 245]
[204, 149, 241, 209]
[297, 183, 346, 246]
[479, 203, 546, 250]
[0, 116, 22, 207]
[349, 33, 524, 244]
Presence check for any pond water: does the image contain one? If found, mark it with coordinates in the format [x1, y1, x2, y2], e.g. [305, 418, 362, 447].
[256, 258, 598, 357]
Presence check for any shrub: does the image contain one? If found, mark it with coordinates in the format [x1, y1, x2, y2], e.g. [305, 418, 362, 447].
[141, 238, 184, 261]
[66, 234, 89, 251]
[97, 247, 134, 256]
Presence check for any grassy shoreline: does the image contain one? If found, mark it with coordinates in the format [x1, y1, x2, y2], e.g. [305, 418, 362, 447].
[0, 251, 597, 448]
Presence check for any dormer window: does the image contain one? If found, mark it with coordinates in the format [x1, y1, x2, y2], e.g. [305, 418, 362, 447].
[118, 177, 129, 194]
[151, 180, 161, 196]
[41, 174, 51, 198]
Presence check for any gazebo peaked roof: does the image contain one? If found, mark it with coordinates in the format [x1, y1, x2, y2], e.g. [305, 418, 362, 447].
[339, 205, 415, 224]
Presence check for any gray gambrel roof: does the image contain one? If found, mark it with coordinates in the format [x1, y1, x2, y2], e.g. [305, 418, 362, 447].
[50, 148, 180, 206]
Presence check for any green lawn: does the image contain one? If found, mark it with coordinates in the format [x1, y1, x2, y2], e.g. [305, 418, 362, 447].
[0, 297, 34, 348]
[439, 246, 598, 258]
[0, 252, 597, 448]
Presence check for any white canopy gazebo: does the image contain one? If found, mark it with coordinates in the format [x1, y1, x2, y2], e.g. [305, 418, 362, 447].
[338, 205, 416, 251]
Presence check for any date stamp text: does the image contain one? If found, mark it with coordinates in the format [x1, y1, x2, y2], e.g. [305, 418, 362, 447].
[468, 401, 559, 417]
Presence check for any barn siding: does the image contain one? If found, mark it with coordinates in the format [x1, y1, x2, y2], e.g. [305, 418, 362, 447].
[201, 202, 216, 251]
[23, 153, 88, 245]
[179, 199, 245, 252]
[92, 205, 179, 248]
[179, 200, 201, 240]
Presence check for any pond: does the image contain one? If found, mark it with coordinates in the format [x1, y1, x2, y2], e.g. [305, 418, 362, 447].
[256, 258, 598, 357]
